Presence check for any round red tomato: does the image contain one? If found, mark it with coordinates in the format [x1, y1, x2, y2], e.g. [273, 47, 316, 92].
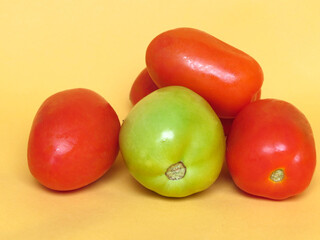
[146, 27, 263, 118]
[130, 68, 158, 105]
[28, 88, 120, 191]
[226, 99, 316, 200]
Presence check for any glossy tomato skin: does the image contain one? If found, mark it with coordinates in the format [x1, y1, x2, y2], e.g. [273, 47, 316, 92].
[28, 88, 120, 191]
[130, 68, 158, 105]
[226, 99, 316, 200]
[146, 27, 263, 118]
[120, 86, 225, 197]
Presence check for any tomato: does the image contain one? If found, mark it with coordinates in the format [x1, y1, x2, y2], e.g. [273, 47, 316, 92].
[28, 88, 120, 191]
[120, 86, 225, 197]
[130, 68, 158, 105]
[146, 27, 263, 118]
[226, 99, 316, 200]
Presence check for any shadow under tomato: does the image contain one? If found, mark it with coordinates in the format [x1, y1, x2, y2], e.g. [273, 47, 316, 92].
[217, 160, 232, 182]
[92, 154, 127, 186]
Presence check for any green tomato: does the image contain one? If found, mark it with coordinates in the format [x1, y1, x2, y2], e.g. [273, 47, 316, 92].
[119, 86, 225, 197]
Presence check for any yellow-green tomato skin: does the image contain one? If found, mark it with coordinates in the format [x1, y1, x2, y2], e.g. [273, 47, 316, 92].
[119, 86, 225, 197]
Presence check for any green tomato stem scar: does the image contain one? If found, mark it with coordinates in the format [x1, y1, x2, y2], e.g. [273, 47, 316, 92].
[270, 169, 284, 182]
[165, 161, 186, 180]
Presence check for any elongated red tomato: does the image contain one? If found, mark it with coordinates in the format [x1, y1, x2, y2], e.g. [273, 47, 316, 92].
[130, 68, 158, 105]
[146, 28, 263, 118]
[226, 99, 316, 200]
[28, 88, 120, 191]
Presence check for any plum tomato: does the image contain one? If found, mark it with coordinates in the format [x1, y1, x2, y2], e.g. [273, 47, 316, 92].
[146, 27, 263, 118]
[226, 99, 316, 200]
[120, 86, 225, 197]
[28, 88, 120, 191]
[130, 68, 158, 105]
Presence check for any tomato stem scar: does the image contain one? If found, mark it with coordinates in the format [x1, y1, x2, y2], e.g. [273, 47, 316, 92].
[270, 169, 284, 182]
[165, 161, 186, 180]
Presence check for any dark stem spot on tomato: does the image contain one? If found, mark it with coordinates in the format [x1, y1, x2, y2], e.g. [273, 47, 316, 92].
[270, 169, 285, 182]
[165, 161, 186, 180]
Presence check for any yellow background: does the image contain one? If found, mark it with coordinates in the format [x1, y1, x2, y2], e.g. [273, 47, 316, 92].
[1, 0, 319, 239]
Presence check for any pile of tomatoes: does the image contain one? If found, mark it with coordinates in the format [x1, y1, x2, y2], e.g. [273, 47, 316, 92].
[28, 28, 316, 200]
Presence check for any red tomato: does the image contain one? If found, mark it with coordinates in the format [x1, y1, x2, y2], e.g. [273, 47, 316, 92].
[146, 27, 263, 118]
[130, 68, 158, 105]
[226, 99, 316, 200]
[28, 88, 120, 191]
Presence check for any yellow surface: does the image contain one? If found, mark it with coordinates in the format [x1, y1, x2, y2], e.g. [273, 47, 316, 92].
[1, 0, 319, 239]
